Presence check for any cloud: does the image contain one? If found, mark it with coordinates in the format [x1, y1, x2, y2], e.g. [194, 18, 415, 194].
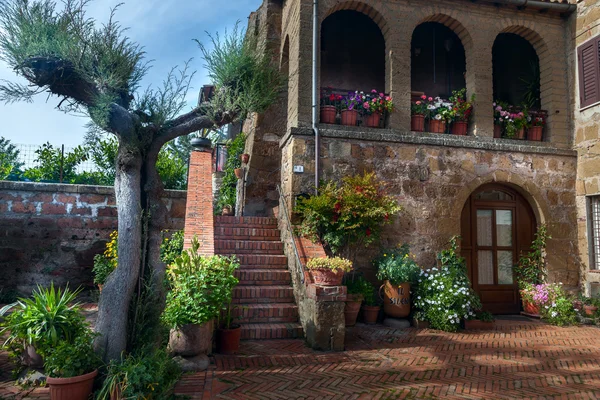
[0, 0, 262, 147]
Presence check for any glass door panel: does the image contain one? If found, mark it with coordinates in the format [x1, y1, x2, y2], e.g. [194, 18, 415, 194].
[478, 250, 494, 284]
[497, 250, 514, 284]
[477, 210, 493, 246]
[496, 210, 513, 247]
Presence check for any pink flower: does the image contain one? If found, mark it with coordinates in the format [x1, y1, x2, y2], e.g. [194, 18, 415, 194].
[363, 102, 370, 109]
[379, 93, 384, 98]
[416, 101, 421, 105]
[428, 97, 433, 101]
[385, 96, 391, 101]
[421, 95, 427, 100]
[371, 89, 378, 93]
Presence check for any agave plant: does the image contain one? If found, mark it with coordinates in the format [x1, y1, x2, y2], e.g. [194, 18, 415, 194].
[0, 283, 87, 358]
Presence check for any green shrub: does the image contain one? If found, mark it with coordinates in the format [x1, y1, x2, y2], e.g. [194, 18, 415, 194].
[472, 311, 494, 322]
[92, 231, 118, 286]
[0, 284, 87, 359]
[160, 230, 184, 267]
[515, 225, 549, 288]
[295, 172, 401, 256]
[346, 276, 378, 306]
[413, 237, 482, 332]
[375, 244, 422, 285]
[306, 257, 353, 273]
[541, 295, 577, 326]
[97, 348, 181, 400]
[161, 237, 240, 328]
[44, 330, 100, 378]
[215, 133, 246, 213]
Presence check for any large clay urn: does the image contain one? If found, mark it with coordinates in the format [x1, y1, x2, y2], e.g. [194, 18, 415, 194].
[380, 281, 411, 318]
[168, 320, 214, 357]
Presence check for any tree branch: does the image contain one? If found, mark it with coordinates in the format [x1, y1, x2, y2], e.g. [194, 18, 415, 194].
[160, 115, 215, 145]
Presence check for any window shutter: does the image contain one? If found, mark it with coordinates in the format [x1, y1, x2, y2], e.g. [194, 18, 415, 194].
[578, 37, 600, 109]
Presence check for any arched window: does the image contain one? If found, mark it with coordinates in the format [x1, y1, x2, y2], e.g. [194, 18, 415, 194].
[411, 22, 466, 99]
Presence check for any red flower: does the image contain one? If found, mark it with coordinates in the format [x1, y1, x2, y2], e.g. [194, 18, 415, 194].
[421, 95, 427, 100]
[334, 202, 341, 212]
[366, 227, 371, 236]
[333, 214, 339, 222]
[384, 214, 389, 221]
[329, 94, 335, 101]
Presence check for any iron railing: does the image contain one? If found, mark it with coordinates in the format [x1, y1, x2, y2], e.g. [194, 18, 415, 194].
[276, 185, 305, 284]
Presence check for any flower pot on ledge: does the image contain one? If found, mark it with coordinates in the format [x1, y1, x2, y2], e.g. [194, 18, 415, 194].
[411, 115, 425, 132]
[451, 121, 468, 135]
[494, 125, 502, 138]
[309, 268, 344, 286]
[528, 126, 543, 141]
[429, 120, 446, 134]
[234, 168, 243, 179]
[363, 112, 381, 128]
[320, 105, 337, 124]
[516, 127, 526, 140]
[341, 109, 358, 126]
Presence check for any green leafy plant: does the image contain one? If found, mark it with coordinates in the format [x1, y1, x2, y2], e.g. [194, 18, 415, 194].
[515, 225, 549, 288]
[161, 236, 240, 328]
[97, 348, 181, 400]
[0, 137, 22, 179]
[93, 231, 118, 286]
[471, 311, 494, 322]
[375, 244, 422, 285]
[448, 88, 474, 122]
[0, 284, 87, 359]
[346, 276, 377, 306]
[306, 257, 353, 273]
[541, 295, 578, 326]
[44, 330, 100, 378]
[215, 133, 246, 213]
[22, 143, 89, 183]
[413, 237, 482, 332]
[160, 230, 184, 267]
[295, 172, 401, 256]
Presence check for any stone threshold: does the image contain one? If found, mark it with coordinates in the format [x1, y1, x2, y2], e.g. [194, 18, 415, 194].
[281, 125, 577, 157]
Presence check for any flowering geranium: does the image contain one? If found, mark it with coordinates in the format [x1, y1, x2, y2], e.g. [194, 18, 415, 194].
[411, 95, 428, 116]
[531, 115, 545, 127]
[320, 87, 342, 108]
[448, 88, 474, 122]
[359, 90, 394, 115]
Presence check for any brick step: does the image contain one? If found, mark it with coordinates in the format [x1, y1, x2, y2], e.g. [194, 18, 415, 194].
[232, 285, 294, 303]
[214, 226, 281, 241]
[236, 254, 288, 267]
[235, 269, 291, 285]
[240, 322, 303, 340]
[233, 303, 299, 323]
[215, 216, 278, 229]
[215, 240, 284, 254]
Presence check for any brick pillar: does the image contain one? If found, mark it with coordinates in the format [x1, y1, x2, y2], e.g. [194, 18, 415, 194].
[183, 138, 214, 255]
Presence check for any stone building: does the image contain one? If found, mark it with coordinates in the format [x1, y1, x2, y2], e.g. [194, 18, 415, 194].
[234, 0, 600, 315]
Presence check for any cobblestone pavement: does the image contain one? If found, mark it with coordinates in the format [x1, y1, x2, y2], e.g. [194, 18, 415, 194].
[3, 318, 600, 399]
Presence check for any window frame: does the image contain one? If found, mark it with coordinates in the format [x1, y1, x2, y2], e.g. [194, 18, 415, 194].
[587, 195, 600, 270]
[578, 35, 600, 110]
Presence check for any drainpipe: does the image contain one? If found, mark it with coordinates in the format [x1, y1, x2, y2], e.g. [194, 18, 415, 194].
[479, 0, 576, 14]
[312, 0, 319, 194]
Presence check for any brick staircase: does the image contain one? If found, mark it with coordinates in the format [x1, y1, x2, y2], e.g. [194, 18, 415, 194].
[214, 216, 303, 340]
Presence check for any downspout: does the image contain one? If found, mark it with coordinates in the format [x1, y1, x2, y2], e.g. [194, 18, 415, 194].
[478, 0, 576, 14]
[312, 0, 319, 194]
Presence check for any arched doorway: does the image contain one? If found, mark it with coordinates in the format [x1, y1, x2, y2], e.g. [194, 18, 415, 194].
[460, 184, 536, 314]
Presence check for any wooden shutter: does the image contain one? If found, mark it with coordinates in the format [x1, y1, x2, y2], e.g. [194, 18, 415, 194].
[578, 36, 600, 109]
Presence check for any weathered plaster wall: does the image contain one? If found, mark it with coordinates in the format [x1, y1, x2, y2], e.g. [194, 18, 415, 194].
[571, 0, 600, 293]
[0, 181, 185, 294]
[281, 127, 580, 288]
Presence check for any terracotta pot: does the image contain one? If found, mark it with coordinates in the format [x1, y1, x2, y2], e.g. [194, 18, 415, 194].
[428, 119, 446, 134]
[344, 294, 363, 327]
[528, 126, 543, 141]
[47, 369, 98, 400]
[240, 153, 250, 164]
[573, 300, 583, 311]
[309, 268, 344, 286]
[168, 320, 214, 357]
[340, 109, 358, 126]
[362, 305, 381, 325]
[320, 105, 337, 124]
[234, 168, 243, 179]
[411, 115, 425, 132]
[379, 281, 410, 318]
[216, 325, 242, 355]
[412, 318, 430, 329]
[516, 127, 526, 140]
[451, 121, 468, 135]
[464, 320, 495, 331]
[521, 298, 540, 315]
[494, 125, 502, 138]
[363, 112, 381, 128]
[584, 305, 598, 316]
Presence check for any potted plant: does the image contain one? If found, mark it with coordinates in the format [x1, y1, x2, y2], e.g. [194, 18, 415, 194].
[464, 311, 495, 330]
[520, 283, 541, 316]
[427, 97, 452, 133]
[358, 279, 380, 324]
[0, 283, 87, 369]
[320, 87, 340, 124]
[528, 115, 544, 141]
[234, 168, 243, 179]
[45, 331, 100, 400]
[216, 301, 242, 354]
[583, 297, 599, 316]
[361, 90, 393, 129]
[515, 225, 550, 315]
[240, 153, 250, 164]
[340, 92, 362, 126]
[344, 277, 366, 327]
[411, 95, 428, 132]
[162, 237, 240, 357]
[412, 311, 430, 329]
[493, 102, 504, 138]
[449, 89, 473, 135]
[375, 244, 422, 318]
[93, 231, 118, 292]
[306, 257, 353, 286]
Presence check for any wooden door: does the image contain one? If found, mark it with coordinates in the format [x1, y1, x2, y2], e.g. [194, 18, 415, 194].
[460, 184, 536, 314]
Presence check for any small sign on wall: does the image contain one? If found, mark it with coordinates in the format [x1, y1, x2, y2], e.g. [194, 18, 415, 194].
[293, 165, 304, 173]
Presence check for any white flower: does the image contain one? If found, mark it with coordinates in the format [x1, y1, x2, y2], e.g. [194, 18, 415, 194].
[551, 311, 558, 318]
[435, 114, 442, 120]
[418, 296, 421, 299]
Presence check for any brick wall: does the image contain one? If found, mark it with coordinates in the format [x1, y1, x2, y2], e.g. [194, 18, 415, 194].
[0, 181, 186, 294]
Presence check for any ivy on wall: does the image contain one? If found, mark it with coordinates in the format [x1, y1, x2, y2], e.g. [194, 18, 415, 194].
[215, 133, 246, 213]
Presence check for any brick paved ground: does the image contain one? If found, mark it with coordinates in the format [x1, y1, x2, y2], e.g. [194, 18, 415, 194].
[3, 317, 600, 399]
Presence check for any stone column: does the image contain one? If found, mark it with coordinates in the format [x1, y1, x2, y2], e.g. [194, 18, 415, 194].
[468, 39, 494, 138]
[183, 137, 214, 255]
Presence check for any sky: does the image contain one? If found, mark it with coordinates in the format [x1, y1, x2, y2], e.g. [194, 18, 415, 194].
[0, 0, 262, 147]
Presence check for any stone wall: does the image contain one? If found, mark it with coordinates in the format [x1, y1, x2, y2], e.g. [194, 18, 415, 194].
[280, 126, 580, 288]
[0, 181, 186, 294]
[571, 0, 600, 293]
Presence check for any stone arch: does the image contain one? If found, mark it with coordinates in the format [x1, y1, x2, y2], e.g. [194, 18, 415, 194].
[451, 171, 549, 226]
[321, 1, 390, 44]
[412, 13, 474, 54]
